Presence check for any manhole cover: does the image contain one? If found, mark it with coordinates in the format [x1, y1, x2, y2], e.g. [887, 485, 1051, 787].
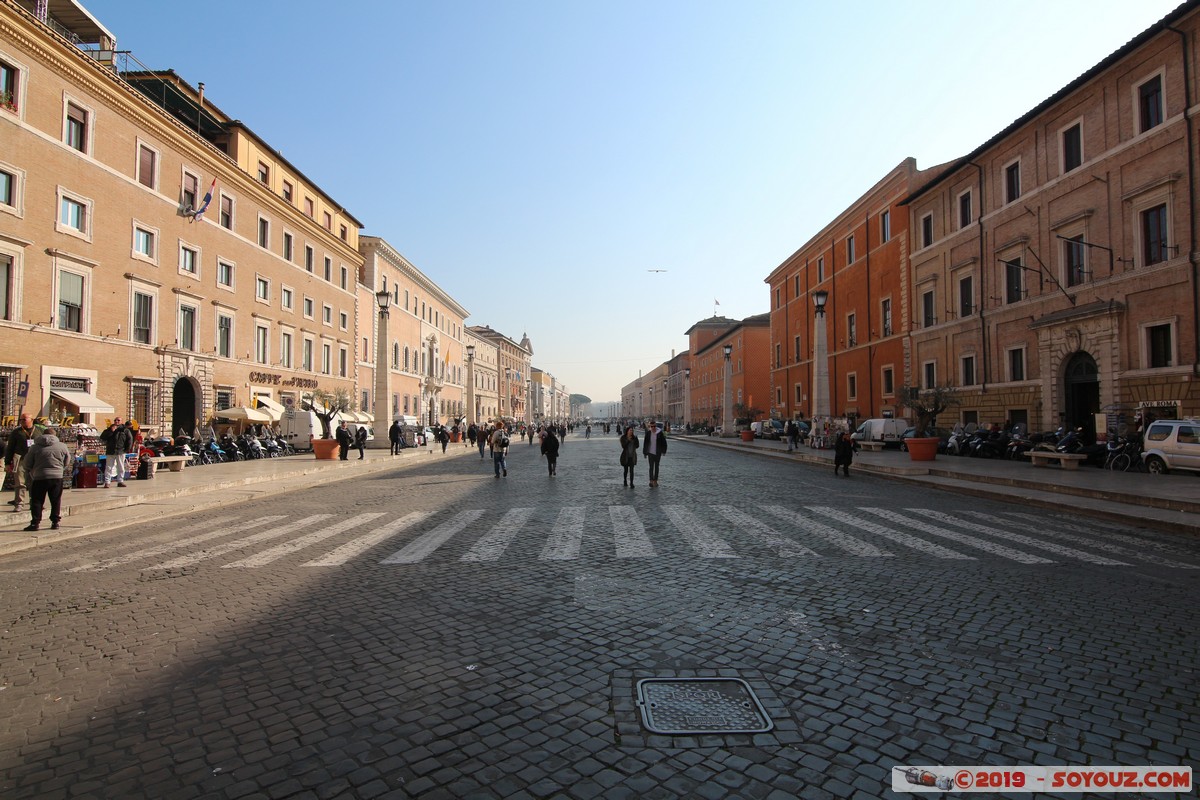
[635, 678, 774, 735]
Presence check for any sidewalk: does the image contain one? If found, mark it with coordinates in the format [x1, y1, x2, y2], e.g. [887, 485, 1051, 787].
[682, 433, 1200, 536]
[1, 434, 1195, 558]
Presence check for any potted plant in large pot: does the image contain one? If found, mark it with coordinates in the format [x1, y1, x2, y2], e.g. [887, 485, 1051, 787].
[734, 403, 763, 442]
[302, 388, 351, 459]
[898, 384, 959, 461]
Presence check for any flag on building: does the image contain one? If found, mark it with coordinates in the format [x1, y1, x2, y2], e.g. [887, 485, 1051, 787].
[191, 178, 216, 222]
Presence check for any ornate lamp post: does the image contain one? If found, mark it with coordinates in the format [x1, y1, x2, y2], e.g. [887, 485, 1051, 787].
[721, 342, 734, 437]
[371, 289, 390, 448]
[812, 289, 830, 423]
[684, 367, 691, 429]
[465, 344, 476, 427]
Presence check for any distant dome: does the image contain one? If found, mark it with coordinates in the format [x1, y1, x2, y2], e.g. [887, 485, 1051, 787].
[520, 331, 533, 355]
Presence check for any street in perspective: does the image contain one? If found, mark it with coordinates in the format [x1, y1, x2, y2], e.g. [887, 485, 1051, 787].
[2, 434, 1198, 799]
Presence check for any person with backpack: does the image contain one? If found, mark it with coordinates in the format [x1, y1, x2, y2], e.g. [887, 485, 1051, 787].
[490, 424, 509, 478]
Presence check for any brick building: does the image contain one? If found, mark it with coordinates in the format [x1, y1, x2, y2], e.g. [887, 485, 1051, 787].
[684, 314, 771, 428]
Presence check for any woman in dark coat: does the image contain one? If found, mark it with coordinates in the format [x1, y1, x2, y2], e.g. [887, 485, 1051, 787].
[619, 426, 639, 487]
[541, 427, 560, 476]
[833, 431, 856, 476]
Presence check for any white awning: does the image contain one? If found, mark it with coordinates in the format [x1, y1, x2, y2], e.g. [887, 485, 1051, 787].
[215, 406, 271, 423]
[254, 396, 286, 420]
[50, 389, 115, 414]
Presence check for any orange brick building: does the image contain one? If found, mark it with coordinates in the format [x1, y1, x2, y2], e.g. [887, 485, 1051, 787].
[686, 313, 771, 427]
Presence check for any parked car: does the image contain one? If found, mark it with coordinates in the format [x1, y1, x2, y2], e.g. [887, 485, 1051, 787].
[752, 420, 785, 440]
[899, 426, 954, 452]
[1141, 419, 1200, 475]
[851, 418, 910, 447]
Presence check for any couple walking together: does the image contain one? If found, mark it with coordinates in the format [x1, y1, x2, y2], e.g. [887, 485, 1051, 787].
[619, 420, 667, 487]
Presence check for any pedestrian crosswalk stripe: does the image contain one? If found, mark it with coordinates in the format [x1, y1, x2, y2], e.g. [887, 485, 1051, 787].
[862, 508, 1053, 564]
[541, 507, 585, 560]
[461, 508, 536, 562]
[303, 512, 431, 567]
[714, 506, 820, 556]
[662, 505, 737, 558]
[910, 509, 1130, 565]
[610, 505, 655, 558]
[224, 513, 384, 568]
[380, 510, 485, 564]
[808, 506, 973, 559]
[989, 512, 1200, 569]
[148, 514, 334, 571]
[1003, 512, 1200, 564]
[71, 516, 288, 572]
[762, 506, 894, 557]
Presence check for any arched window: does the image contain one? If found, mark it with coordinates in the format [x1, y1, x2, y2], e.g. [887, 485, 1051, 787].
[392, 342, 399, 369]
[403, 346, 410, 372]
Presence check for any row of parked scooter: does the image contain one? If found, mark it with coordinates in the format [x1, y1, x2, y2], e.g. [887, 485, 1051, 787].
[139, 433, 300, 466]
[943, 424, 1144, 470]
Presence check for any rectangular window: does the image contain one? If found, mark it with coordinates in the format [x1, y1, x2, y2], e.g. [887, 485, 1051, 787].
[323, 256, 332, 282]
[303, 298, 314, 318]
[339, 311, 348, 330]
[1062, 123, 1082, 172]
[179, 305, 196, 351]
[0, 59, 20, 113]
[817, 256, 825, 283]
[217, 260, 233, 288]
[60, 195, 86, 232]
[794, 335, 801, 362]
[131, 384, 152, 427]
[847, 373, 857, 400]
[0, 168, 12, 207]
[304, 245, 314, 273]
[282, 232, 293, 262]
[340, 224, 348, 242]
[1005, 259, 1024, 303]
[304, 197, 314, 218]
[257, 217, 269, 249]
[255, 276, 269, 301]
[1005, 161, 1021, 203]
[882, 367, 894, 396]
[1064, 234, 1087, 286]
[281, 287, 293, 311]
[959, 275, 973, 317]
[322, 343, 332, 375]
[923, 362, 936, 390]
[255, 325, 269, 364]
[1148, 324, 1173, 367]
[1142, 203, 1168, 265]
[962, 355, 976, 386]
[280, 331, 293, 368]
[219, 195, 233, 229]
[922, 289, 935, 327]
[0, 253, 11, 321]
[322, 304, 332, 325]
[846, 235, 856, 264]
[257, 161, 270, 185]
[881, 298, 893, 336]
[65, 102, 88, 152]
[846, 313, 856, 347]
[340, 266, 348, 290]
[137, 144, 156, 189]
[794, 275, 800, 298]
[132, 292, 153, 344]
[302, 339, 313, 371]
[58, 271, 83, 332]
[179, 245, 198, 275]
[1008, 348, 1025, 381]
[323, 211, 332, 231]
[959, 192, 972, 228]
[774, 342, 781, 368]
[880, 210, 890, 243]
[339, 347, 348, 378]
[182, 171, 198, 211]
[217, 314, 233, 358]
[282, 180, 293, 203]
[1139, 74, 1164, 132]
[921, 214, 933, 248]
[134, 227, 155, 259]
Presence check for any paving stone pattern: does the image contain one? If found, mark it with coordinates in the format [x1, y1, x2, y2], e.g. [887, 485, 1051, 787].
[1, 436, 1197, 799]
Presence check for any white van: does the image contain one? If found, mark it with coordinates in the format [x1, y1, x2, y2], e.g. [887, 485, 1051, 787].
[852, 418, 910, 447]
[279, 408, 357, 451]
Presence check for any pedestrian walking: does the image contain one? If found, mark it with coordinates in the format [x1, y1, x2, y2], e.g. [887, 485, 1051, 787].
[389, 419, 403, 455]
[786, 420, 800, 453]
[478, 424, 489, 459]
[100, 416, 133, 488]
[619, 426, 639, 487]
[642, 418, 667, 487]
[833, 431, 857, 476]
[335, 420, 353, 460]
[490, 425, 509, 478]
[4, 412, 36, 512]
[20, 427, 70, 531]
[355, 425, 368, 460]
[541, 426, 560, 476]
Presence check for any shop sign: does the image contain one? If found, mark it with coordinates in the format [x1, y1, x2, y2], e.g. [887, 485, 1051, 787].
[247, 371, 319, 389]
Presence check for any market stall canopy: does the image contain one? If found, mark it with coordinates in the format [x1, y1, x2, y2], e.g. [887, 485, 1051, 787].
[254, 397, 286, 421]
[215, 406, 271, 423]
[50, 389, 115, 414]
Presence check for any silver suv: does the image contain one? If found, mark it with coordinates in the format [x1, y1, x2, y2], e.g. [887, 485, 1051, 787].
[1142, 419, 1200, 475]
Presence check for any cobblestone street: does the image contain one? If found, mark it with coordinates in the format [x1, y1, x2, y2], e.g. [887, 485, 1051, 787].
[2, 436, 1197, 798]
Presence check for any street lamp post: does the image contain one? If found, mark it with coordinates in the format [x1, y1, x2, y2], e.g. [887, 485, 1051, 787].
[465, 344, 476, 427]
[812, 289, 830, 425]
[684, 367, 691, 430]
[721, 343, 734, 437]
[371, 289, 390, 448]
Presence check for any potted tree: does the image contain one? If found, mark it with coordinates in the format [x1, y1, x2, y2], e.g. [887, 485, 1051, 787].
[733, 403, 763, 442]
[898, 384, 959, 461]
[302, 388, 351, 459]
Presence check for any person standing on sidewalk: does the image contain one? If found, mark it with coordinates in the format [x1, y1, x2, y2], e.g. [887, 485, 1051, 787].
[786, 420, 800, 453]
[100, 416, 133, 488]
[490, 424, 509, 477]
[335, 420, 353, 461]
[438, 425, 450, 454]
[4, 412, 36, 512]
[389, 419, 403, 455]
[21, 427, 70, 532]
[833, 431, 857, 476]
[355, 425, 368, 460]
[619, 426, 638, 487]
[478, 424, 489, 459]
[541, 425, 560, 477]
[642, 419, 667, 487]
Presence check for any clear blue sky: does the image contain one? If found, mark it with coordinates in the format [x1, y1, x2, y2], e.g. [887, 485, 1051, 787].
[85, 0, 1182, 402]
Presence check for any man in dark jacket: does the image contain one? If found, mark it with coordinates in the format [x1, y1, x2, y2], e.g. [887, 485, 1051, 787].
[389, 419, 403, 455]
[642, 419, 668, 487]
[833, 431, 857, 476]
[22, 428, 71, 531]
[99, 416, 133, 488]
[541, 426, 560, 477]
[335, 420, 353, 460]
[4, 412, 36, 511]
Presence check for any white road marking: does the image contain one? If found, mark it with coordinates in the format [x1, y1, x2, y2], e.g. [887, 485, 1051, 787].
[763, 505, 894, 556]
[149, 514, 333, 570]
[808, 507, 974, 559]
[910, 509, 1129, 565]
[224, 513, 384, 568]
[713, 506, 819, 556]
[861, 508, 1054, 564]
[69, 516, 287, 572]
[380, 510, 485, 564]
[609, 506, 655, 558]
[984, 512, 1200, 569]
[541, 507, 586, 560]
[662, 505, 737, 558]
[303, 512, 431, 566]
[461, 508, 536, 562]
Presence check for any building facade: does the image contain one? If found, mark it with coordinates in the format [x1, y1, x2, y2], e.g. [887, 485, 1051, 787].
[463, 327, 498, 427]
[467, 326, 532, 425]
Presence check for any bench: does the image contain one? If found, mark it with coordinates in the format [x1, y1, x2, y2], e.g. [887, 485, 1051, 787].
[858, 441, 887, 452]
[1026, 451, 1086, 470]
[148, 455, 189, 472]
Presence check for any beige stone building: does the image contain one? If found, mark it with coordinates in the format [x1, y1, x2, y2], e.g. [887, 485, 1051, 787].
[467, 326, 532, 425]
[0, 0, 362, 434]
[463, 327, 498, 427]
[903, 1, 1200, 433]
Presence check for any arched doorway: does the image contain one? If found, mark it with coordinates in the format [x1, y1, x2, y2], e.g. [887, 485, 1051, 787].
[171, 377, 199, 437]
[1063, 351, 1100, 439]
